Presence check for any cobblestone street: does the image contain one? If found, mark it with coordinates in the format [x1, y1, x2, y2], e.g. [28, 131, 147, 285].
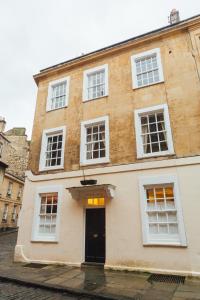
[0, 279, 88, 300]
[0, 231, 92, 299]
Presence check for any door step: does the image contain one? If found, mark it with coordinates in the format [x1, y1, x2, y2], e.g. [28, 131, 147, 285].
[81, 262, 104, 269]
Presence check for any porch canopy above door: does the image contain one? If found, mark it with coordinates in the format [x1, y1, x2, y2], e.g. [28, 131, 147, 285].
[66, 184, 116, 203]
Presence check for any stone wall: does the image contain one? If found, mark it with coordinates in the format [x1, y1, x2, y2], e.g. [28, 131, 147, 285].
[4, 128, 30, 180]
[0, 125, 29, 229]
[29, 24, 200, 174]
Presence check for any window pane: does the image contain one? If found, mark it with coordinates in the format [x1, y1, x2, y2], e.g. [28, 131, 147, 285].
[159, 224, 168, 234]
[136, 53, 160, 87]
[39, 225, 45, 233]
[85, 121, 106, 161]
[146, 189, 154, 200]
[141, 117, 148, 124]
[160, 141, 168, 151]
[150, 133, 158, 142]
[51, 82, 66, 110]
[147, 199, 156, 210]
[40, 205, 45, 214]
[145, 185, 179, 240]
[148, 114, 156, 123]
[87, 70, 105, 99]
[140, 110, 168, 155]
[100, 150, 105, 157]
[149, 224, 158, 234]
[157, 213, 167, 222]
[156, 198, 165, 210]
[45, 133, 63, 167]
[148, 212, 157, 222]
[166, 198, 175, 209]
[169, 224, 178, 234]
[168, 212, 177, 222]
[39, 194, 58, 237]
[165, 187, 173, 198]
[149, 123, 157, 133]
[155, 188, 164, 199]
[151, 143, 159, 152]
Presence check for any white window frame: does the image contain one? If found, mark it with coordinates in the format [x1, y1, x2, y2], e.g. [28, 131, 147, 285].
[80, 116, 110, 165]
[0, 142, 3, 157]
[139, 175, 187, 246]
[39, 126, 66, 172]
[46, 77, 70, 112]
[2, 203, 8, 221]
[32, 185, 62, 242]
[131, 48, 164, 89]
[134, 104, 174, 159]
[7, 182, 13, 197]
[83, 64, 109, 102]
[11, 205, 17, 221]
[17, 185, 23, 199]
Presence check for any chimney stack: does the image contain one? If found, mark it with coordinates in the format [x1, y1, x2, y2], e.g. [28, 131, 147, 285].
[0, 117, 6, 132]
[169, 9, 180, 25]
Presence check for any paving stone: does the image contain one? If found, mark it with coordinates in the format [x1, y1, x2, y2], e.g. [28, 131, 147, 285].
[173, 291, 200, 299]
[0, 280, 79, 300]
[2, 231, 200, 300]
[177, 283, 200, 293]
[151, 282, 178, 292]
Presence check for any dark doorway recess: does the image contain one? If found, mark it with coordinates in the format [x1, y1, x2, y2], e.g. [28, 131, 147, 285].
[85, 208, 105, 263]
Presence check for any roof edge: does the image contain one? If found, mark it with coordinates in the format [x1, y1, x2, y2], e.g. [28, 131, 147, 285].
[34, 13, 200, 84]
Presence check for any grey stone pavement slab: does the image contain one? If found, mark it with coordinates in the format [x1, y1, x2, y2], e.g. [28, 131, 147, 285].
[0, 231, 200, 300]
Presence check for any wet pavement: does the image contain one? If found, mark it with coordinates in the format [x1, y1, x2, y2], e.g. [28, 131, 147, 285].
[0, 279, 87, 300]
[0, 231, 200, 300]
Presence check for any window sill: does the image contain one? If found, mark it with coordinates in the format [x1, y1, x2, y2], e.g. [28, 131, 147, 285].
[83, 94, 108, 103]
[46, 105, 68, 113]
[137, 152, 175, 160]
[39, 166, 64, 172]
[133, 80, 164, 90]
[143, 242, 187, 248]
[31, 240, 58, 244]
[80, 158, 110, 166]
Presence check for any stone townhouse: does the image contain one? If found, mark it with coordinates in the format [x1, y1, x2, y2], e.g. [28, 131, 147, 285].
[0, 120, 29, 230]
[0, 118, 9, 186]
[16, 12, 200, 276]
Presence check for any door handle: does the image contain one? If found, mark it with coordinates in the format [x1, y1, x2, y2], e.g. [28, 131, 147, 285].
[93, 234, 98, 238]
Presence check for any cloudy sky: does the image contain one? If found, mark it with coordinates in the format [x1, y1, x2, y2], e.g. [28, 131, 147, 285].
[0, 0, 199, 138]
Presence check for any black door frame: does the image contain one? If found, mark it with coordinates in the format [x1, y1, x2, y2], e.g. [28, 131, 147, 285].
[84, 207, 106, 264]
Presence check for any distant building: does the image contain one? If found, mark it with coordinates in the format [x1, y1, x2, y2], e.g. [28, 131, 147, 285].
[0, 123, 9, 186]
[0, 118, 29, 230]
[16, 13, 200, 276]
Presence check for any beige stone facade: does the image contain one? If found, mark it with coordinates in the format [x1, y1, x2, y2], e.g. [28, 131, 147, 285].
[0, 122, 29, 229]
[0, 173, 23, 229]
[16, 15, 200, 276]
[0, 132, 9, 186]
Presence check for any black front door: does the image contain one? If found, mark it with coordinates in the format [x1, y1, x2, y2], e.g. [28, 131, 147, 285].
[85, 208, 105, 263]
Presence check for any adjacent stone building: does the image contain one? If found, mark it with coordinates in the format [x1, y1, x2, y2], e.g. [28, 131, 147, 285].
[0, 118, 29, 230]
[16, 13, 200, 276]
[0, 130, 9, 187]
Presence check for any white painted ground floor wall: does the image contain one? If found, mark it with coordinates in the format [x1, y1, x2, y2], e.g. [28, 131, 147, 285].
[15, 156, 200, 276]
